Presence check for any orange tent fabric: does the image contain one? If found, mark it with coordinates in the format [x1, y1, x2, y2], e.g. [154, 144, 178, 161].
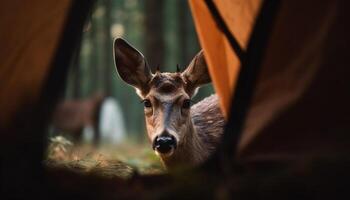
[189, 0, 262, 118]
[0, 0, 71, 131]
[190, 0, 350, 161]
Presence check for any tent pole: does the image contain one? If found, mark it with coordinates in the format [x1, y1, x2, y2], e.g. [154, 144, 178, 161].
[204, 0, 246, 63]
[202, 1, 281, 172]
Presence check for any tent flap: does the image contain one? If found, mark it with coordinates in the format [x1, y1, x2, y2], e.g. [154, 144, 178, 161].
[189, 0, 262, 118]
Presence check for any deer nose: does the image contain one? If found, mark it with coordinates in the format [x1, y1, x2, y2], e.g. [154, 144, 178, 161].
[153, 134, 177, 154]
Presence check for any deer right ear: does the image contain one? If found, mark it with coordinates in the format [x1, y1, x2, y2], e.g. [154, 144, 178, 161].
[113, 38, 153, 96]
[182, 50, 211, 97]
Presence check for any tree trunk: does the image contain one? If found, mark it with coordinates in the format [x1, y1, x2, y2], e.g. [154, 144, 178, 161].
[72, 40, 82, 98]
[90, 13, 98, 94]
[145, 0, 165, 71]
[177, 0, 189, 67]
[103, 0, 112, 96]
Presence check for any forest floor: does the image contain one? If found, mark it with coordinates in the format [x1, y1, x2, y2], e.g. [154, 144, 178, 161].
[45, 136, 165, 179]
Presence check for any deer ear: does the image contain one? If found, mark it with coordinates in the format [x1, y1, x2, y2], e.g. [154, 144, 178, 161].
[113, 38, 153, 96]
[182, 50, 211, 96]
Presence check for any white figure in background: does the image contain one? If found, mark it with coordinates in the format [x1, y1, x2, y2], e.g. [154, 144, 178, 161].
[82, 97, 126, 145]
[99, 97, 126, 144]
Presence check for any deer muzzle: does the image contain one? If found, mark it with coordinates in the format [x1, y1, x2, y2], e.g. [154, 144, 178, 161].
[152, 134, 177, 156]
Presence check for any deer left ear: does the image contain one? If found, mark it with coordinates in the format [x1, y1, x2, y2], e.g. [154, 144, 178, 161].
[182, 50, 211, 96]
[113, 38, 153, 96]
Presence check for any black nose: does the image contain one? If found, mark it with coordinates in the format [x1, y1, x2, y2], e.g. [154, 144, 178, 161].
[153, 135, 177, 154]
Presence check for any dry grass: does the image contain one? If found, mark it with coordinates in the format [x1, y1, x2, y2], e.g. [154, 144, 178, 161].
[45, 136, 165, 179]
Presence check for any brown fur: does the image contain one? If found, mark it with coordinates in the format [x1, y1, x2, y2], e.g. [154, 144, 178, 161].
[113, 38, 225, 170]
[162, 94, 225, 169]
[144, 73, 225, 169]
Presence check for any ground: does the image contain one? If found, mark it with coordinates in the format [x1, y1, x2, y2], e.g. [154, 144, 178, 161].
[45, 136, 165, 179]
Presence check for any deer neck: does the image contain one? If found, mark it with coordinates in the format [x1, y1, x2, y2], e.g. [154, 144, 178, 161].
[160, 118, 208, 169]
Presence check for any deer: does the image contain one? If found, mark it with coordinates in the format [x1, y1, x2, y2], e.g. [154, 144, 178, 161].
[51, 93, 105, 144]
[113, 38, 225, 170]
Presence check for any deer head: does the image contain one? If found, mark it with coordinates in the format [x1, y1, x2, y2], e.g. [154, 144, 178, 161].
[113, 38, 210, 160]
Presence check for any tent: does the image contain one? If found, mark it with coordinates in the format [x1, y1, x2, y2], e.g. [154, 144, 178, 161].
[190, 0, 350, 162]
[1, 0, 349, 199]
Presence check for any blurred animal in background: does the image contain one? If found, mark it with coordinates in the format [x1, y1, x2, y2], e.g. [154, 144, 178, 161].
[51, 94, 126, 145]
[51, 93, 105, 144]
[113, 38, 225, 170]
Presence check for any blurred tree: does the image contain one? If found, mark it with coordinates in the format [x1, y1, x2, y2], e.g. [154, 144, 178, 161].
[71, 45, 82, 98]
[177, 0, 189, 66]
[103, 0, 112, 96]
[144, 0, 165, 70]
[90, 6, 99, 93]
[164, 0, 178, 71]
[64, 43, 81, 99]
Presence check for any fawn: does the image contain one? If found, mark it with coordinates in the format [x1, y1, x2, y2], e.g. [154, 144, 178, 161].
[113, 38, 225, 170]
[52, 94, 105, 143]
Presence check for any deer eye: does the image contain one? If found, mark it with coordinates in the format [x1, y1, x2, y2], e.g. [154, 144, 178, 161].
[142, 99, 152, 108]
[182, 99, 191, 109]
